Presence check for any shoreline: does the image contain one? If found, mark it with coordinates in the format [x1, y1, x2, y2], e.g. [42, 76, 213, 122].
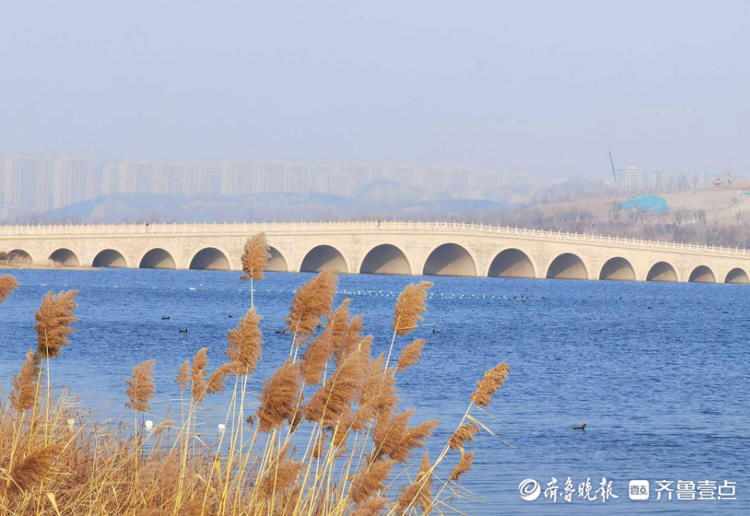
[0, 262, 95, 271]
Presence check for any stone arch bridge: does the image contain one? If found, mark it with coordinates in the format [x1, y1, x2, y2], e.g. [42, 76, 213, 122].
[0, 221, 748, 284]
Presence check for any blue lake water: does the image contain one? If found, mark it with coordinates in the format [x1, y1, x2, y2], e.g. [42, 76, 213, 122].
[0, 268, 748, 514]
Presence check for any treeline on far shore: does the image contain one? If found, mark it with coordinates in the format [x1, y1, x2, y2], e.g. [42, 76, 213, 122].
[457, 206, 749, 249]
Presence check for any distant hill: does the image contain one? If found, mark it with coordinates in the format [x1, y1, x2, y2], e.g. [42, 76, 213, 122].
[36, 191, 512, 224]
[481, 178, 750, 248]
[13, 179, 750, 248]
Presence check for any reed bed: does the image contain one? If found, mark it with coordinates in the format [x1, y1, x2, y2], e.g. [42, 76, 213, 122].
[0, 234, 511, 515]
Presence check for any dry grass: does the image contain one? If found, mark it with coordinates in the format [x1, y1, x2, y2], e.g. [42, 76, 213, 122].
[0, 241, 512, 515]
[449, 422, 480, 450]
[397, 338, 426, 372]
[284, 270, 337, 341]
[240, 233, 269, 282]
[471, 362, 510, 407]
[449, 451, 474, 482]
[8, 349, 39, 412]
[240, 232, 269, 308]
[34, 290, 78, 358]
[125, 360, 156, 413]
[393, 281, 432, 336]
[225, 307, 263, 376]
[256, 360, 300, 432]
[0, 274, 19, 304]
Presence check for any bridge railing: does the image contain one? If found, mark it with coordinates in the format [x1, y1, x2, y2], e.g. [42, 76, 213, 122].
[0, 220, 747, 256]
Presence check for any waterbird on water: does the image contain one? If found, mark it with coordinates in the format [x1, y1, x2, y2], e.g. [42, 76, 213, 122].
[572, 423, 587, 431]
[161, 316, 170, 320]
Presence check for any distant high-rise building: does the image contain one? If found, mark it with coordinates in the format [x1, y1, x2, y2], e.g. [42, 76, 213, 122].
[614, 167, 712, 193]
[0, 153, 535, 220]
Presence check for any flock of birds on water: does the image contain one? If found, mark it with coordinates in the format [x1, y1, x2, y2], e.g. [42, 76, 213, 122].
[14, 279, 610, 434]
[29, 282, 546, 302]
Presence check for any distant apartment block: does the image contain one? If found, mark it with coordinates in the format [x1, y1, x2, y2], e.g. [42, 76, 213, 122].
[0, 153, 532, 219]
[0, 154, 92, 218]
[614, 167, 710, 193]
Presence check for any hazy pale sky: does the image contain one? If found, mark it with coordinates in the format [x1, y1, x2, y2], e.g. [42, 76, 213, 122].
[1, 0, 748, 179]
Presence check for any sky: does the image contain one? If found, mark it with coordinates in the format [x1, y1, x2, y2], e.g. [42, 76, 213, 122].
[1, 0, 748, 180]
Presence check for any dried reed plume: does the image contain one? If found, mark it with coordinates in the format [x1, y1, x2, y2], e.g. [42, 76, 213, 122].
[9, 349, 39, 412]
[470, 362, 510, 407]
[396, 451, 433, 514]
[355, 355, 399, 427]
[396, 338, 425, 372]
[357, 334, 373, 355]
[449, 422, 480, 450]
[175, 360, 190, 390]
[329, 299, 352, 338]
[393, 282, 432, 335]
[335, 313, 364, 366]
[240, 233, 269, 281]
[449, 451, 474, 482]
[256, 360, 300, 432]
[0, 274, 19, 304]
[327, 299, 353, 363]
[351, 458, 396, 505]
[153, 420, 175, 434]
[284, 271, 337, 338]
[125, 360, 156, 413]
[305, 351, 366, 428]
[190, 347, 209, 404]
[206, 362, 237, 394]
[225, 307, 263, 376]
[6, 445, 60, 494]
[258, 457, 303, 499]
[300, 326, 333, 385]
[352, 496, 390, 516]
[373, 410, 439, 462]
[34, 290, 78, 358]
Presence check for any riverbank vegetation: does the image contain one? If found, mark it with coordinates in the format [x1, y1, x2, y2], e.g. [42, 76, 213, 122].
[0, 235, 510, 515]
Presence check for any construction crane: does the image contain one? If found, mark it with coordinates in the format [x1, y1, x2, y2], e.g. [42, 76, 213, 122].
[713, 171, 732, 186]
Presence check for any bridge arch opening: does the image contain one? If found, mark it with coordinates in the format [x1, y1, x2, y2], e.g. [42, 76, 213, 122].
[725, 267, 749, 284]
[140, 248, 176, 269]
[646, 261, 677, 282]
[190, 248, 230, 270]
[49, 248, 79, 267]
[4, 249, 33, 264]
[689, 265, 715, 283]
[300, 245, 348, 273]
[423, 243, 477, 277]
[360, 244, 411, 275]
[546, 253, 587, 280]
[93, 249, 127, 268]
[266, 247, 288, 272]
[488, 249, 535, 278]
[599, 257, 636, 281]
